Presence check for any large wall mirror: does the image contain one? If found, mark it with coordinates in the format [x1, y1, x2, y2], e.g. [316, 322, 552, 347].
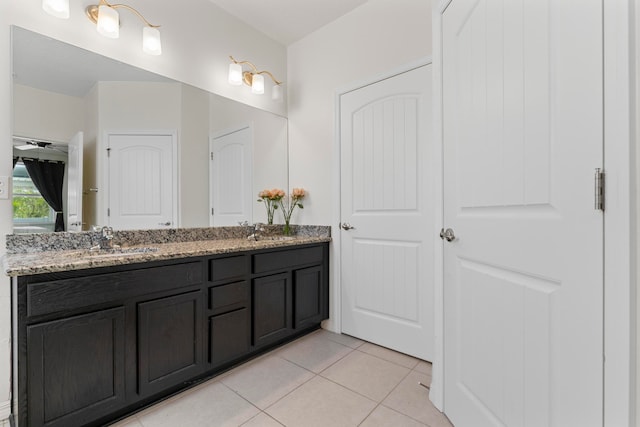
[11, 26, 288, 233]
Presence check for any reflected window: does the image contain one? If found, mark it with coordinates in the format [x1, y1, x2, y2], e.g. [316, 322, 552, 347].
[12, 162, 55, 233]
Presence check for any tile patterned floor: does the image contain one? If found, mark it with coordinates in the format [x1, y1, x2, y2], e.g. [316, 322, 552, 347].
[108, 330, 453, 427]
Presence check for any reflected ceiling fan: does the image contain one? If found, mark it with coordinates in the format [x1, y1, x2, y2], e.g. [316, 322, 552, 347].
[13, 136, 68, 153]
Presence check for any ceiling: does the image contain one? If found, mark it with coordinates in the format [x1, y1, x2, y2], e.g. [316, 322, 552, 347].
[207, 0, 369, 46]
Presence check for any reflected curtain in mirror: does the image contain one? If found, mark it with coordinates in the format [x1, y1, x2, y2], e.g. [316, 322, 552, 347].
[22, 159, 66, 231]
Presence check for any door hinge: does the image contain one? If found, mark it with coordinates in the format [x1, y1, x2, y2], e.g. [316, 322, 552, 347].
[107, 147, 111, 158]
[210, 152, 214, 161]
[107, 208, 111, 217]
[211, 208, 214, 215]
[595, 168, 604, 211]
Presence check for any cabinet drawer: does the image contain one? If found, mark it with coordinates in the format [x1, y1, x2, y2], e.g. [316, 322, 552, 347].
[209, 281, 249, 315]
[27, 262, 203, 318]
[209, 308, 250, 366]
[252, 246, 323, 274]
[209, 256, 246, 283]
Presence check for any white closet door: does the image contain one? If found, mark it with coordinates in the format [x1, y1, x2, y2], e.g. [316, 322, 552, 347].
[209, 126, 253, 226]
[340, 65, 434, 360]
[442, 1, 604, 426]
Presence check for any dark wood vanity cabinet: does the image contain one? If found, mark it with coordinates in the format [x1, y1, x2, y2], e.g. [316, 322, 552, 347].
[26, 307, 126, 427]
[208, 255, 251, 367]
[252, 244, 329, 349]
[253, 272, 293, 347]
[13, 242, 328, 427]
[137, 290, 205, 397]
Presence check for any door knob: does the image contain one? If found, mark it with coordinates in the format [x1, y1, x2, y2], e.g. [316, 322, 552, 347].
[340, 222, 355, 230]
[159, 222, 171, 226]
[440, 228, 456, 242]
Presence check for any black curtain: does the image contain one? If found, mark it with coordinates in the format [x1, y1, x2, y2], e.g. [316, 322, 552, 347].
[13, 157, 19, 168]
[22, 158, 65, 232]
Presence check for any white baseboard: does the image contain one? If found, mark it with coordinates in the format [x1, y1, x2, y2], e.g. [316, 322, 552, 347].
[0, 399, 11, 421]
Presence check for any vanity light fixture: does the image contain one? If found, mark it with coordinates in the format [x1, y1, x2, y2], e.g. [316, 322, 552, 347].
[85, 0, 162, 55]
[228, 56, 283, 101]
[42, 0, 70, 19]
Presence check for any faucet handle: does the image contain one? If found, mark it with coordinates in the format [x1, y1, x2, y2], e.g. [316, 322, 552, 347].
[101, 226, 114, 239]
[238, 220, 249, 227]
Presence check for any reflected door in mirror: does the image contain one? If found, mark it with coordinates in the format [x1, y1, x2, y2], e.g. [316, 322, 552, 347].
[106, 131, 177, 230]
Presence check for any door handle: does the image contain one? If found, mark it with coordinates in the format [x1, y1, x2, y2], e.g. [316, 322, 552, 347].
[159, 222, 171, 226]
[340, 222, 355, 231]
[440, 228, 456, 242]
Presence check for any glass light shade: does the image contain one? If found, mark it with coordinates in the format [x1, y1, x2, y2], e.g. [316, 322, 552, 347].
[96, 5, 119, 39]
[228, 63, 243, 86]
[272, 84, 283, 102]
[42, 0, 69, 19]
[143, 27, 162, 55]
[251, 73, 265, 94]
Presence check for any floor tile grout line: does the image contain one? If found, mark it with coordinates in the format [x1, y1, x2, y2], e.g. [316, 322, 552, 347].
[101, 332, 438, 426]
[259, 372, 321, 425]
[351, 346, 422, 371]
[378, 402, 433, 426]
[357, 343, 423, 369]
[243, 410, 284, 427]
[273, 338, 357, 374]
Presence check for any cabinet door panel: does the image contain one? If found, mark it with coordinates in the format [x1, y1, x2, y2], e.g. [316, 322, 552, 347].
[294, 266, 325, 329]
[27, 307, 126, 427]
[209, 308, 250, 366]
[138, 291, 204, 396]
[253, 273, 292, 347]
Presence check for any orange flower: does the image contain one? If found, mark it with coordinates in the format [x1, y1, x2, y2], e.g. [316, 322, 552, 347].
[291, 187, 305, 199]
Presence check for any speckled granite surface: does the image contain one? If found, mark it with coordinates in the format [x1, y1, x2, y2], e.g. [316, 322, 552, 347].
[3, 225, 331, 277]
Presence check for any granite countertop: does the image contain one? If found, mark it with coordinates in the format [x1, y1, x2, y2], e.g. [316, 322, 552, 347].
[2, 225, 331, 277]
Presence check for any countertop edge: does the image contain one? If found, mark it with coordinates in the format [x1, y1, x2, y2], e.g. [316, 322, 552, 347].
[3, 236, 332, 277]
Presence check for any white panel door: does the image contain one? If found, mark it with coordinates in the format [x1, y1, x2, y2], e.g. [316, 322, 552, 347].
[106, 132, 176, 230]
[66, 131, 83, 231]
[209, 126, 252, 226]
[442, 1, 603, 426]
[340, 65, 434, 360]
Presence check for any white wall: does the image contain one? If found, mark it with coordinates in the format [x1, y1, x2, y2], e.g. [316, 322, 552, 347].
[287, 0, 433, 225]
[13, 84, 84, 143]
[636, 1, 640, 424]
[0, 0, 286, 416]
[286, 0, 432, 334]
[181, 84, 211, 228]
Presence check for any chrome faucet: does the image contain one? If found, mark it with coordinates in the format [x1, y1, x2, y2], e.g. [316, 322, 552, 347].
[91, 226, 119, 250]
[247, 223, 264, 241]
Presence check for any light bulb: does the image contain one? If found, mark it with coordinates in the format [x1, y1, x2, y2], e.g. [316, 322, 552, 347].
[42, 0, 69, 19]
[251, 73, 264, 94]
[96, 5, 119, 39]
[228, 63, 243, 86]
[143, 27, 162, 55]
[272, 84, 283, 102]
